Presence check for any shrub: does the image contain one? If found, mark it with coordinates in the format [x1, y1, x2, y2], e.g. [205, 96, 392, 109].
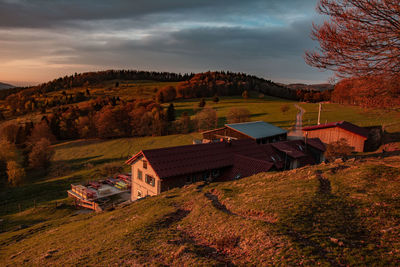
[226, 107, 251, 123]
[28, 138, 54, 169]
[198, 98, 206, 108]
[213, 95, 219, 103]
[280, 104, 290, 113]
[242, 90, 249, 99]
[194, 108, 217, 131]
[28, 120, 56, 144]
[174, 112, 191, 134]
[325, 138, 354, 161]
[7, 160, 25, 187]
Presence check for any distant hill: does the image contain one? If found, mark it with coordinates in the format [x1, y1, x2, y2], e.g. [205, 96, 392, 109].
[285, 83, 334, 92]
[0, 82, 15, 90]
[285, 83, 334, 91]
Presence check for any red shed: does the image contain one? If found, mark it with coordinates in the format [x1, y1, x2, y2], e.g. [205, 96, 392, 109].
[302, 121, 369, 152]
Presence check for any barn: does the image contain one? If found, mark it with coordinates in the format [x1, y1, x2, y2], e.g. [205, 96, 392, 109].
[126, 138, 325, 200]
[202, 121, 287, 144]
[302, 121, 369, 152]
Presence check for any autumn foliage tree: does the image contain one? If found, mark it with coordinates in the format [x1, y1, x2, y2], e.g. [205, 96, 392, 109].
[28, 120, 56, 144]
[325, 138, 354, 161]
[0, 140, 25, 187]
[28, 138, 55, 170]
[7, 161, 25, 187]
[306, 0, 400, 78]
[226, 108, 251, 123]
[305, 0, 400, 107]
[194, 108, 217, 131]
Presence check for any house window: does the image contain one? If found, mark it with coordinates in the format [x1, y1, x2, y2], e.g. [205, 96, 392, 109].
[145, 174, 155, 187]
[137, 190, 142, 199]
[137, 169, 143, 180]
[143, 160, 147, 169]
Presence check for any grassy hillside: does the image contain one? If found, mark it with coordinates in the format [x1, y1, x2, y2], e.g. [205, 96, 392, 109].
[1, 95, 399, 218]
[1, 155, 400, 265]
[173, 95, 400, 132]
[0, 133, 200, 217]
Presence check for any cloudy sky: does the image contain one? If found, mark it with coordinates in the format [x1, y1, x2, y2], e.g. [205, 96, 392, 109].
[0, 0, 332, 86]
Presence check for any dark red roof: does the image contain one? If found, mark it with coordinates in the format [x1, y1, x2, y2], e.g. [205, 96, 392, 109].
[302, 121, 369, 138]
[221, 154, 274, 181]
[259, 144, 285, 169]
[306, 138, 326, 152]
[126, 139, 272, 179]
[126, 138, 326, 179]
[271, 140, 307, 159]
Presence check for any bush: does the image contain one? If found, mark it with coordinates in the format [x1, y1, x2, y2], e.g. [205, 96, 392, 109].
[198, 98, 206, 108]
[28, 138, 54, 169]
[173, 112, 191, 134]
[226, 107, 251, 123]
[7, 160, 25, 187]
[325, 138, 354, 161]
[280, 104, 290, 113]
[28, 120, 56, 144]
[242, 90, 249, 99]
[213, 95, 219, 103]
[194, 108, 217, 131]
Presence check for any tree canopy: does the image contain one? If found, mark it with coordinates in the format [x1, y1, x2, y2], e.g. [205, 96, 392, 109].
[305, 0, 400, 78]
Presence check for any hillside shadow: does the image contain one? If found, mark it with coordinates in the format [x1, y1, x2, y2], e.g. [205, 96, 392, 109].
[358, 150, 400, 159]
[53, 139, 104, 150]
[0, 174, 82, 216]
[277, 191, 373, 265]
[175, 108, 196, 117]
[249, 112, 269, 118]
[217, 117, 227, 127]
[383, 131, 400, 144]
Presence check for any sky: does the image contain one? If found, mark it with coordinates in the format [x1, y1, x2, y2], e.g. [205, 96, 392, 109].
[0, 0, 332, 86]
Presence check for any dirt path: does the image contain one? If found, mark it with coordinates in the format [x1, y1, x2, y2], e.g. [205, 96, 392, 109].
[205, 191, 276, 224]
[293, 104, 306, 136]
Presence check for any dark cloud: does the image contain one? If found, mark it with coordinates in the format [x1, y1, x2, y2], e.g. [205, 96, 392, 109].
[0, 0, 331, 84]
[0, 0, 316, 29]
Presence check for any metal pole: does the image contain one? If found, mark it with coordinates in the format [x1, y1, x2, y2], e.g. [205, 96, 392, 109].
[317, 103, 322, 125]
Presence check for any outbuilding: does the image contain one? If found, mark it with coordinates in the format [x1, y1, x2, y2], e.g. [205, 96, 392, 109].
[202, 121, 287, 144]
[302, 121, 369, 152]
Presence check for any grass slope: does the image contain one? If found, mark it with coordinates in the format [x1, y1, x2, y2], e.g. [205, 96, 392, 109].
[0, 134, 199, 217]
[173, 95, 400, 131]
[1, 156, 400, 265]
[1, 95, 399, 224]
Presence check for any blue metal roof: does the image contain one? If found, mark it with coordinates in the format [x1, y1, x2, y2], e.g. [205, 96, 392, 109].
[225, 121, 287, 139]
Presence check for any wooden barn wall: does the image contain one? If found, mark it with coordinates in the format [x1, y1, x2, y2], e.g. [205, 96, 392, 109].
[304, 127, 366, 152]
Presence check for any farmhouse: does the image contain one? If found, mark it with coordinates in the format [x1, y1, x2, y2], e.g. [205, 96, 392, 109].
[302, 121, 369, 152]
[126, 138, 325, 200]
[202, 121, 287, 144]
